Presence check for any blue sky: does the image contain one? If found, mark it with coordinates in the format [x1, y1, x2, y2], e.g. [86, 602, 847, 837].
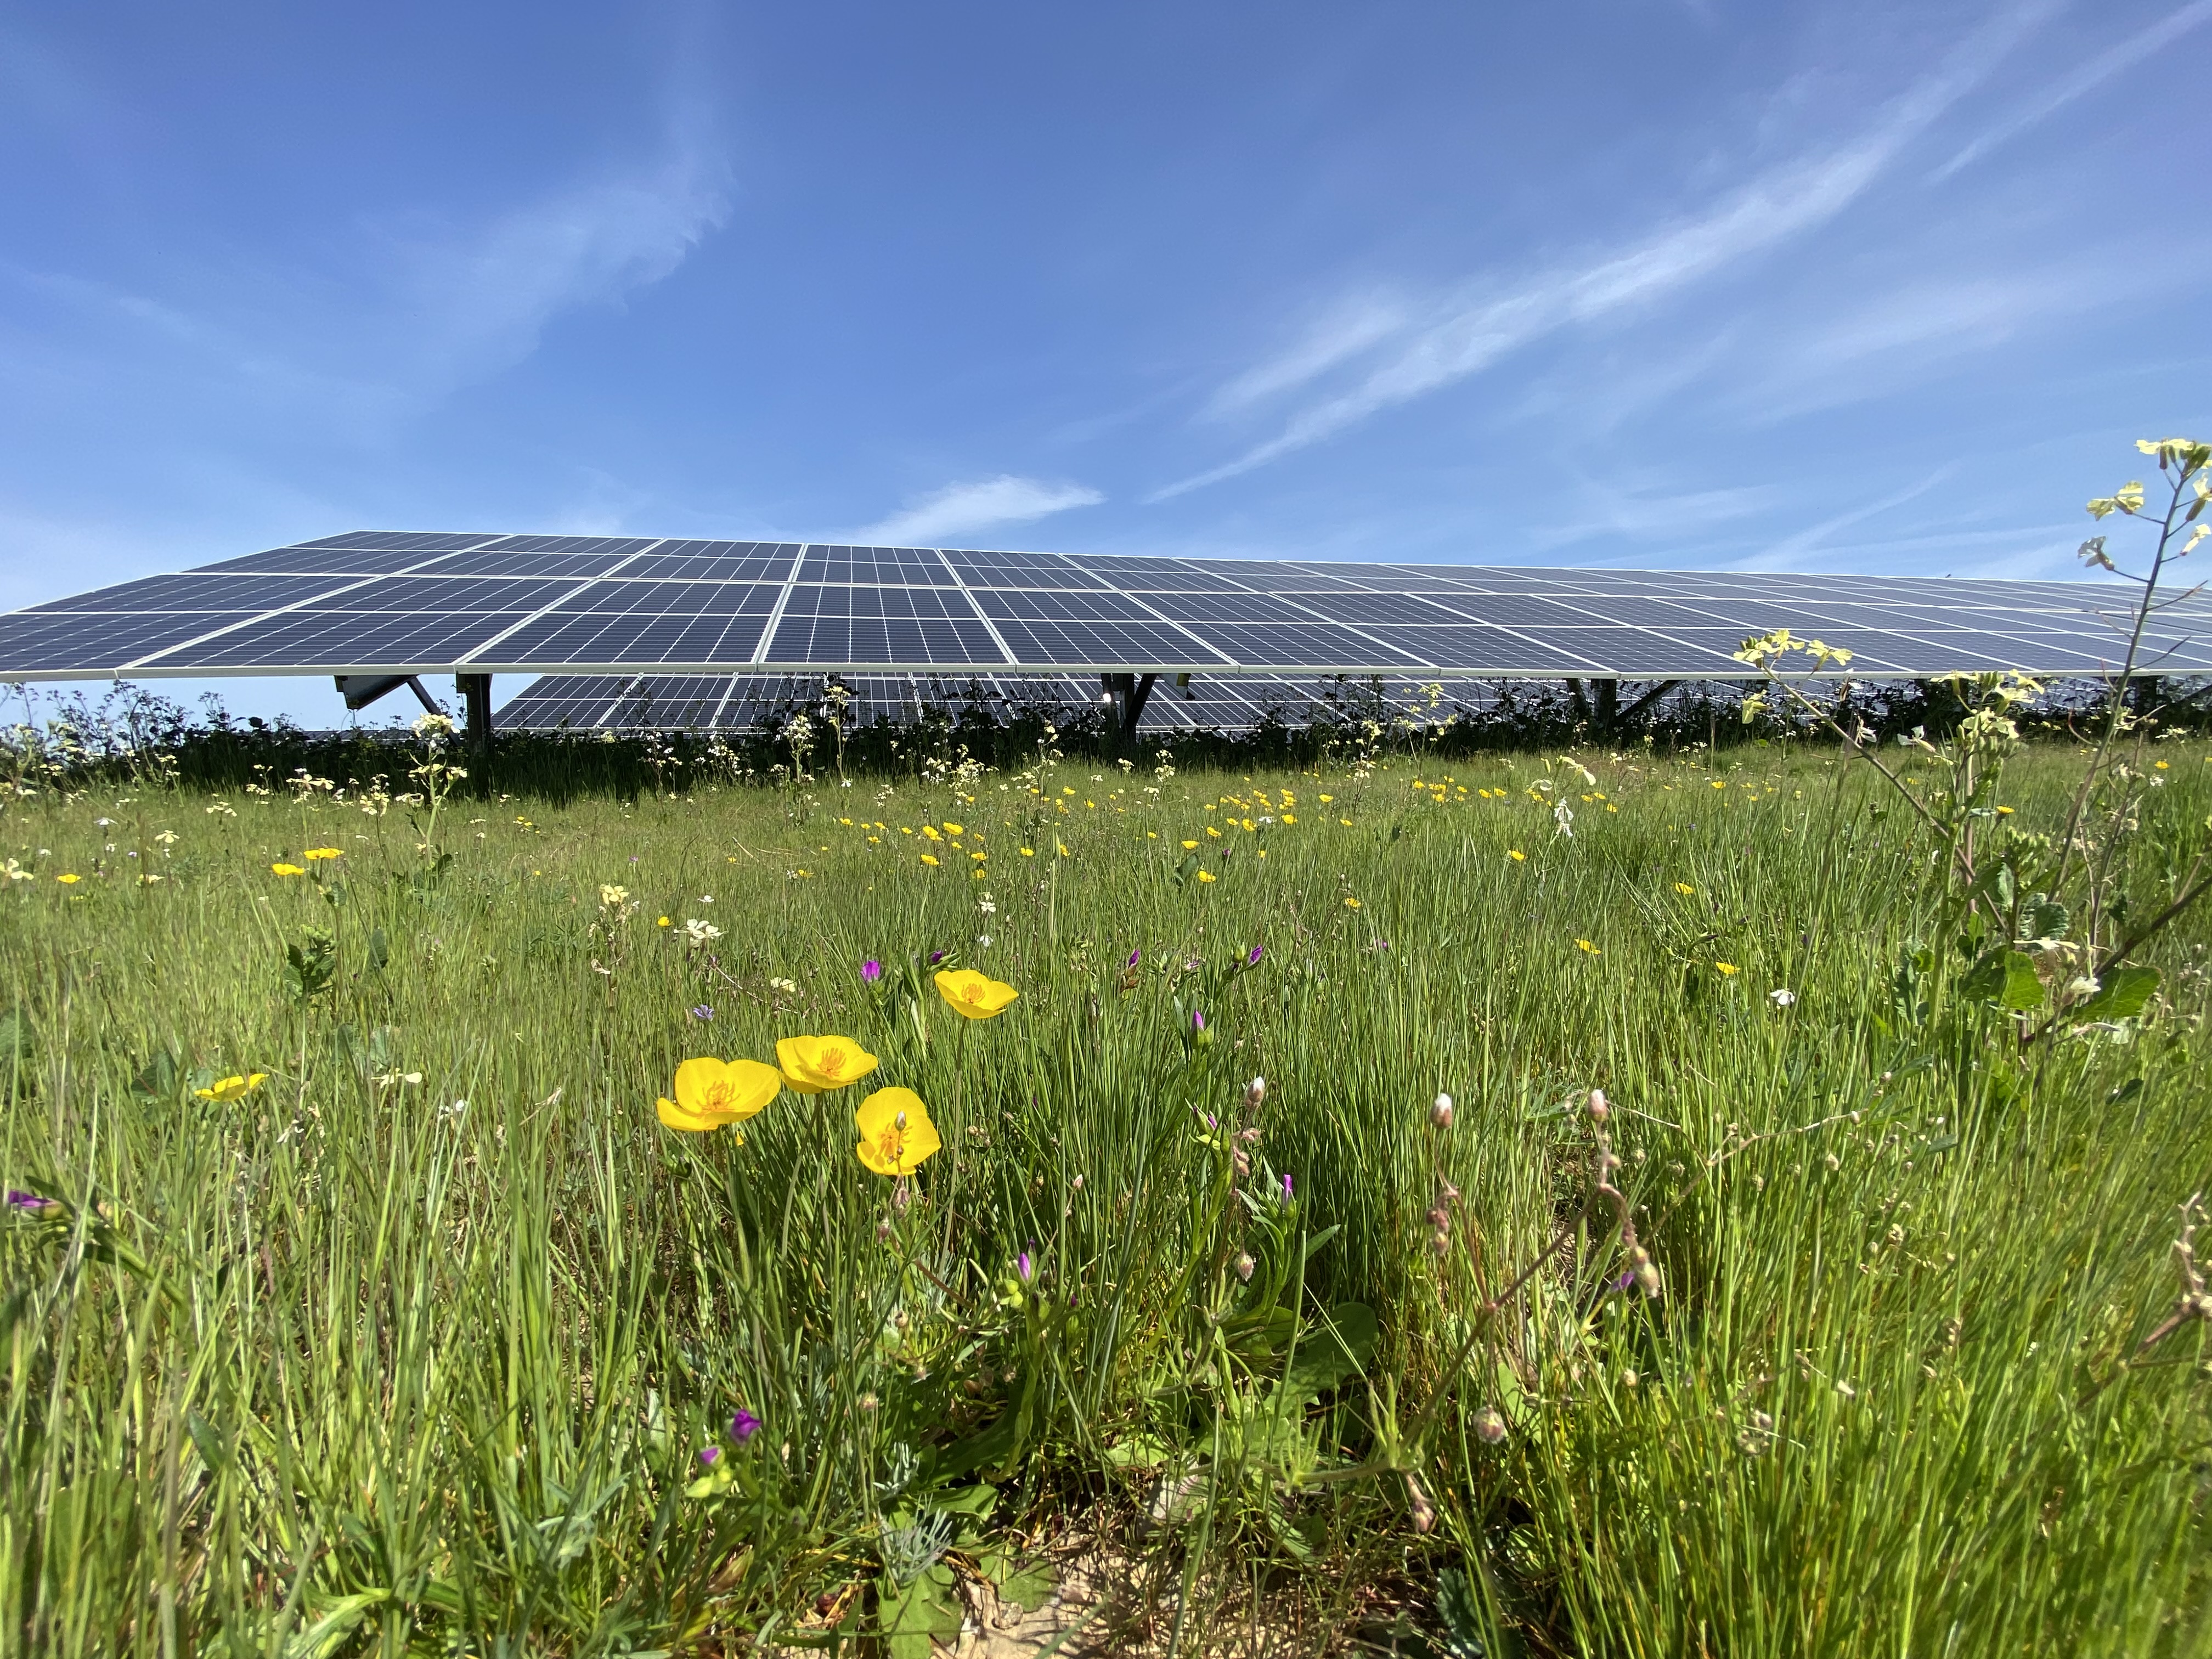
[2, 1, 2207, 725]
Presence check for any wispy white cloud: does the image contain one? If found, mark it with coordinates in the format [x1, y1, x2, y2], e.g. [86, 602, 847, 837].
[1201, 295, 1409, 419]
[1930, 0, 2212, 181]
[1729, 466, 1957, 571]
[381, 106, 731, 394]
[1530, 483, 1784, 553]
[1153, 2, 2058, 500]
[852, 475, 1104, 545]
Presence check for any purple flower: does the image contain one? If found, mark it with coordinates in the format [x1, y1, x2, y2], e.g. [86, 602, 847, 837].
[1610, 1271, 1635, 1293]
[861, 958, 883, 983]
[730, 1408, 761, 1444]
[928, 949, 947, 966]
[1192, 1010, 1206, 1032]
[5, 1190, 57, 1212]
[689, 1005, 714, 1022]
[1127, 947, 1141, 968]
[1017, 1249, 1032, 1283]
[698, 1444, 720, 1467]
[1280, 1173, 1295, 1203]
[1246, 943, 1264, 967]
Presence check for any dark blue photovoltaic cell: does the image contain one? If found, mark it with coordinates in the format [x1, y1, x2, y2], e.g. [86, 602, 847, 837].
[765, 614, 1003, 663]
[975, 589, 1170, 624]
[1193, 623, 1429, 668]
[25, 573, 354, 614]
[1387, 628, 1609, 672]
[477, 612, 771, 666]
[783, 584, 980, 620]
[0, 613, 265, 674]
[163, 613, 526, 669]
[798, 548, 960, 586]
[991, 617, 1225, 666]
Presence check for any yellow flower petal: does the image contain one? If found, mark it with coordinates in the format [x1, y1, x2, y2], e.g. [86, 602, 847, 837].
[776, 1034, 879, 1094]
[1197, 870, 1217, 883]
[303, 848, 343, 860]
[855, 1086, 941, 1176]
[934, 968, 1019, 1020]
[672, 1057, 782, 1124]
[270, 864, 304, 877]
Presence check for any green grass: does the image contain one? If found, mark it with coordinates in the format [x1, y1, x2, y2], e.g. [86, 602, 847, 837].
[3, 740, 2209, 1655]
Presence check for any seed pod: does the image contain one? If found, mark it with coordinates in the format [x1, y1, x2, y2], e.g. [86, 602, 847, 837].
[1431, 1092, 1454, 1128]
[1473, 1407, 1506, 1444]
[1588, 1088, 1611, 1122]
[1235, 1252, 1255, 1283]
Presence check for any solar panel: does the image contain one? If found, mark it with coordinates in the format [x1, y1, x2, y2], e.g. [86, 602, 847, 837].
[2, 531, 2200, 691]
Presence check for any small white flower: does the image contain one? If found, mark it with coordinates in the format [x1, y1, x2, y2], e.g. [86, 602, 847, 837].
[698, 894, 713, 905]
[1769, 988, 1797, 1007]
[681, 918, 724, 948]
[769, 975, 798, 994]
[975, 934, 992, 947]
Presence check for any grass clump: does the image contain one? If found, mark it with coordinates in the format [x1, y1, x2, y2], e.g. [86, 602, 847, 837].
[2, 728, 2209, 1655]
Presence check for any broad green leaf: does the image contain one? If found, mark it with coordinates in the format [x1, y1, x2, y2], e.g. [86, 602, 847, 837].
[2075, 966, 2159, 1022]
[1284, 1302, 1378, 1400]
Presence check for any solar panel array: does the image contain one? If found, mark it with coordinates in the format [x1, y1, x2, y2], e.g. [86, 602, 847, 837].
[494, 671, 1471, 735]
[3, 528, 2202, 684]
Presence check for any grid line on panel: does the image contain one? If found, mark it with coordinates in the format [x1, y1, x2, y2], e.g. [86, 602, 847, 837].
[1079, 572, 1240, 665]
[928, 548, 1016, 664]
[456, 541, 667, 663]
[750, 546, 811, 665]
[1267, 591, 1441, 669]
[119, 539, 509, 671]
[1394, 592, 1635, 674]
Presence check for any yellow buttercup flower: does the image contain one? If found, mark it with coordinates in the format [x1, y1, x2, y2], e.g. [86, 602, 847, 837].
[1344, 896, 1362, 909]
[776, 1034, 879, 1094]
[1714, 961, 1740, 976]
[943, 821, 964, 835]
[921, 854, 940, 867]
[1182, 839, 1199, 850]
[1197, 870, 1217, 884]
[56, 872, 81, 884]
[1577, 939, 1600, 954]
[303, 848, 343, 861]
[656, 1056, 782, 1133]
[1508, 849, 1526, 862]
[1674, 882, 1695, 895]
[935, 968, 1019, 1020]
[657, 916, 672, 927]
[1020, 847, 1035, 856]
[196, 1071, 267, 1102]
[270, 864, 305, 877]
[855, 1086, 941, 1176]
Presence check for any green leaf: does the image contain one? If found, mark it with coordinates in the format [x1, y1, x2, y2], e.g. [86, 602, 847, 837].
[880, 1567, 961, 1659]
[365, 927, 390, 973]
[1436, 1566, 1489, 1658]
[1961, 947, 2042, 1009]
[2076, 966, 2159, 1022]
[2024, 896, 2070, 941]
[1284, 1302, 1378, 1400]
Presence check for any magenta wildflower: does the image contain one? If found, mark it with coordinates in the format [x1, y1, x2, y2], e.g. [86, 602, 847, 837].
[1192, 1010, 1206, 1032]
[730, 1408, 761, 1444]
[928, 949, 947, 966]
[689, 1005, 714, 1022]
[1246, 943, 1264, 966]
[1127, 947, 1141, 968]
[5, 1190, 57, 1212]
[861, 959, 883, 983]
[698, 1445, 720, 1467]
[1017, 1249, 1032, 1282]
[1281, 1173, 1295, 1203]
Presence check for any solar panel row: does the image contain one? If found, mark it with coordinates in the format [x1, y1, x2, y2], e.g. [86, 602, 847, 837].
[496, 672, 1473, 735]
[1, 530, 2203, 682]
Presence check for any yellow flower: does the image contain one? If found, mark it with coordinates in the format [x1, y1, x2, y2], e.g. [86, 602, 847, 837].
[1995, 805, 2015, 815]
[1344, 896, 1362, 909]
[1715, 961, 1740, 976]
[57, 872, 81, 884]
[1182, 839, 1199, 850]
[1508, 849, 1526, 862]
[2155, 760, 2169, 770]
[1197, 870, 1217, 884]
[776, 1034, 879, 1094]
[970, 850, 986, 861]
[1019, 847, 1035, 856]
[1711, 780, 1726, 789]
[303, 848, 343, 860]
[1577, 939, 1600, 954]
[657, 916, 672, 927]
[944, 821, 964, 835]
[855, 1086, 941, 1176]
[270, 864, 305, 877]
[1205, 826, 1222, 838]
[1674, 882, 1695, 894]
[1282, 812, 1296, 823]
[1339, 818, 1352, 827]
[1319, 793, 1335, 803]
[921, 854, 940, 867]
[656, 1056, 782, 1134]
[1057, 843, 1070, 857]
[1148, 831, 1159, 839]
[195, 1071, 267, 1102]
[935, 968, 1019, 1020]
[922, 826, 942, 841]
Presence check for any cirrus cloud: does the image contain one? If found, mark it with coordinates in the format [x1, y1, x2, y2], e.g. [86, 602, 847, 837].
[851, 475, 1104, 545]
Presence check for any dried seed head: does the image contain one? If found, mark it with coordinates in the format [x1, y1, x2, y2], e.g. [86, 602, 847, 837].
[1234, 1251, 1255, 1283]
[1430, 1229, 1452, 1257]
[1473, 1407, 1507, 1444]
[1588, 1088, 1611, 1122]
[1635, 1261, 1663, 1297]
[1406, 1472, 1436, 1533]
[1245, 1076, 1267, 1110]
[1431, 1092, 1454, 1128]
[1426, 1205, 1451, 1230]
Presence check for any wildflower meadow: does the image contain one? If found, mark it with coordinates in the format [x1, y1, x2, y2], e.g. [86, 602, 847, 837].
[2, 709, 2209, 1655]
